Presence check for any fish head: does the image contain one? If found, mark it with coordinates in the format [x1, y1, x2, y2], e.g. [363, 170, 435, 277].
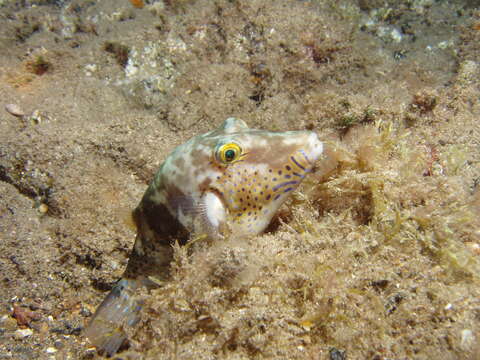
[207, 118, 323, 236]
[157, 118, 323, 237]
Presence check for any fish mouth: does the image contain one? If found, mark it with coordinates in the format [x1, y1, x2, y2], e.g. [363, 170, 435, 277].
[305, 132, 323, 164]
[290, 133, 323, 173]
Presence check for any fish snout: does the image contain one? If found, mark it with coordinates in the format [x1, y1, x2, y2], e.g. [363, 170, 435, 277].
[305, 132, 323, 165]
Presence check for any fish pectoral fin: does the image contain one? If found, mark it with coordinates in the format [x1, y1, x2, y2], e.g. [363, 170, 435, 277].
[168, 191, 227, 240]
[84, 279, 143, 356]
[197, 192, 227, 239]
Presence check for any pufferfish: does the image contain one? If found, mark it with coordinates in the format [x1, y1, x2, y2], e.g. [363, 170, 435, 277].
[84, 118, 323, 355]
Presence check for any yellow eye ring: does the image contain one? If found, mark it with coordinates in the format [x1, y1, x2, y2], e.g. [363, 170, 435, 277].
[216, 142, 242, 164]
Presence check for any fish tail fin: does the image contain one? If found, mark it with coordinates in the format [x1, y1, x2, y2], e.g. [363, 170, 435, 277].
[84, 278, 143, 356]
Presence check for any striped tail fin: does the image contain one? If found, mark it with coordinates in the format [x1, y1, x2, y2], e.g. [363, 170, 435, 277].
[84, 279, 143, 356]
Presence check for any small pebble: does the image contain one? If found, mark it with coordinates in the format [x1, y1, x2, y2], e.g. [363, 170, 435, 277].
[13, 305, 41, 326]
[329, 347, 346, 360]
[38, 203, 49, 214]
[80, 306, 92, 317]
[46, 347, 57, 354]
[14, 328, 33, 339]
[5, 103, 25, 117]
[84, 347, 97, 359]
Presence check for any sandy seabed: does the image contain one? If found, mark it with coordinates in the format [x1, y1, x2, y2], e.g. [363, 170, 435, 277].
[0, 0, 479, 359]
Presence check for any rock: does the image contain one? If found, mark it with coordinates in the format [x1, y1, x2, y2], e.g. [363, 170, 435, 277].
[45, 347, 57, 354]
[329, 347, 346, 360]
[38, 203, 49, 214]
[12, 305, 41, 326]
[5, 104, 25, 117]
[14, 328, 33, 339]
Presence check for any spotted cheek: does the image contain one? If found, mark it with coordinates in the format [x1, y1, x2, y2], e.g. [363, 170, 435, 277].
[213, 161, 306, 235]
[214, 185, 269, 235]
[228, 204, 273, 236]
[223, 186, 285, 236]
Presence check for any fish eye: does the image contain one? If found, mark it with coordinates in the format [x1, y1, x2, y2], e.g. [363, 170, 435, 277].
[225, 149, 236, 161]
[216, 142, 242, 164]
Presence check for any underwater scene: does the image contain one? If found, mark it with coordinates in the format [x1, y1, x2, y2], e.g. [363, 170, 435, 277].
[0, 0, 479, 359]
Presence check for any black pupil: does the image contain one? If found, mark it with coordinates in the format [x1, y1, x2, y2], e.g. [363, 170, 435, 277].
[225, 149, 235, 161]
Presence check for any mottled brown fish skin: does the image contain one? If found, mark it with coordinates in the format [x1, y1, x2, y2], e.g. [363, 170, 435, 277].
[84, 118, 323, 356]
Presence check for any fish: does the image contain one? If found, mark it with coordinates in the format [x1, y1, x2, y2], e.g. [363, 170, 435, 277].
[84, 117, 323, 355]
